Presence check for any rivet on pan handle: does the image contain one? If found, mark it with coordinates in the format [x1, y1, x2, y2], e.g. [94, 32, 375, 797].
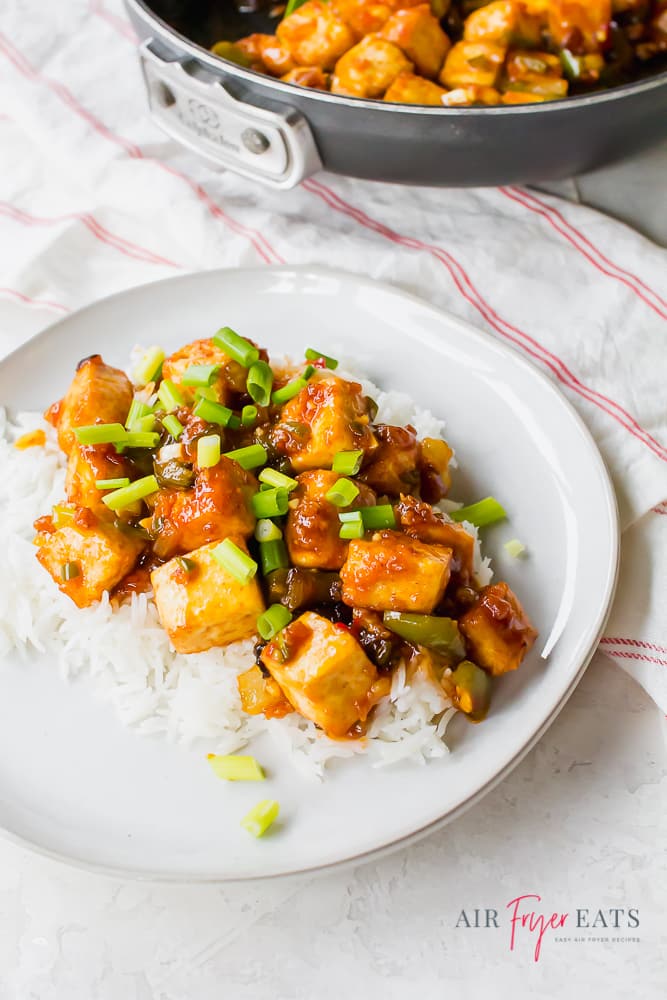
[139, 40, 322, 189]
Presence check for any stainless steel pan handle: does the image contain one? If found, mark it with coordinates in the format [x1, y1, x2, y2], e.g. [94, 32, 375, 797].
[139, 40, 322, 189]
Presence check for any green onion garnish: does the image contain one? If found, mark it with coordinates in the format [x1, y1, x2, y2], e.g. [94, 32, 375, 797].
[332, 449, 363, 476]
[211, 538, 258, 585]
[305, 347, 338, 370]
[258, 467, 298, 491]
[117, 431, 160, 450]
[302, 364, 316, 380]
[252, 488, 289, 519]
[162, 413, 184, 439]
[157, 379, 185, 413]
[338, 510, 364, 539]
[271, 377, 307, 406]
[197, 434, 221, 469]
[195, 385, 217, 402]
[74, 423, 127, 445]
[361, 504, 396, 530]
[241, 404, 258, 427]
[255, 518, 283, 542]
[247, 361, 274, 406]
[60, 561, 80, 581]
[325, 478, 359, 508]
[450, 497, 506, 528]
[259, 538, 288, 575]
[52, 505, 75, 527]
[101, 474, 158, 511]
[257, 603, 292, 640]
[560, 48, 581, 81]
[133, 413, 157, 433]
[504, 538, 526, 558]
[193, 397, 234, 427]
[181, 364, 220, 387]
[207, 753, 265, 781]
[223, 444, 267, 470]
[125, 398, 153, 430]
[176, 556, 196, 573]
[133, 346, 165, 386]
[213, 326, 260, 368]
[95, 477, 131, 490]
[240, 799, 279, 838]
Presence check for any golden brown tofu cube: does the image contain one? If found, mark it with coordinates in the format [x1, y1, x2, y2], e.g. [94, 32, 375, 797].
[46, 354, 133, 456]
[237, 665, 293, 719]
[503, 50, 568, 97]
[463, 1, 542, 47]
[151, 539, 265, 654]
[65, 444, 131, 517]
[150, 457, 256, 560]
[331, 35, 413, 97]
[545, 0, 611, 53]
[340, 529, 453, 613]
[331, 0, 391, 38]
[384, 71, 448, 104]
[285, 469, 376, 570]
[277, 0, 356, 69]
[441, 85, 501, 105]
[261, 611, 378, 737]
[272, 375, 377, 472]
[359, 424, 419, 496]
[35, 513, 144, 608]
[235, 33, 295, 75]
[161, 337, 248, 403]
[440, 41, 506, 88]
[396, 494, 475, 582]
[281, 66, 329, 89]
[459, 582, 537, 676]
[379, 4, 451, 78]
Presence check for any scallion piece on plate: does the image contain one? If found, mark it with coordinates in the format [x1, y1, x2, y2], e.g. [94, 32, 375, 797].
[338, 510, 364, 539]
[305, 347, 338, 370]
[361, 504, 396, 530]
[207, 753, 265, 781]
[74, 423, 127, 445]
[252, 487, 289, 519]
[195, 385, 217, 402]
[125, 398, 153, 430]
[271, 377, 307, 406]
[193, 396, 234, 427]
[133, 346, 165, 386]
[157, 379, 185, 413]
[60, 561, 80, 581]
[213, 326, 260, 367]
[133, 413, 157, 434]
[162, 414, 184, 440]
[325, 478, 360, 507]
[255, 518, 283, 542]
[257, 603, 292, 640]
[450, 496, 506, 528]
[117, 431, 160, 450]
[241, 404, 258, 427]
[181, 364, 220, 387]
[95, 477, 131, 490]
[240, 799, 279, 838]
[259, 538, 288, 575]
[332, 449, 363, 476]
[247, 361, 274, 407]
[258, 467, 298, 491]
[560, 48, 581, 81]
[504, 538, 526, 558]
[197, 434, 221, 469]
[212, 538, 258, 585]
[302, 364, 316, 380]
[101, 474, 158, 511]
[223, 443, 267, 470]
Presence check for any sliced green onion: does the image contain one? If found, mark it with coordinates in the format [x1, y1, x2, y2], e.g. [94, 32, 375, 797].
[338, 510, 362, 522]
[195, 385, 217, 402]
[133, 413, 157, 433]
[383, 612, 466, 659]
[332, 449, 363, 476]
[95, 477, 131, 490]
[223, 444, 267, 470]
[193, 396, 234, 427]
[212, 538, 258, 585]
[272, 377, 307, 406]
[325, 478, 359, 508]
[302, 364, 316, 380]
[207, 753, 264, 781]
[133, 346, 165, 386]
[247, 361, 274, 406]
[450, 497, 506, 528]
[125, 398, 153, 430]
[52, 504, 75, 527]
[241, 404, 258, 427]
[258, 467, 298, 491]
[560, 48, 581, 81]
[257, 603, 292, 640]
[181, 364, 220, 387]
[259, 538, 288, 575]
[240, 799, 279, 838]
[157, 379, 185, 413]
[361, 504, 396, 531]
[255, 518, 283, 542]
[162, 414, 184, 440]
[176, 556, 196, 573]
[117, 431, 160, 450]
[305, 347, 338, 370]
[504, 538, 526, 558]
[338, 510, 364, 539]
[213, 326, 260, 367]
[101, 474, 159, 511]
[60, 561, 80, 581]
[197, 434, 221, 468]
[252, 488, 289, 519]
[74, 423, 127, 445]
[228, 414, 241, 430]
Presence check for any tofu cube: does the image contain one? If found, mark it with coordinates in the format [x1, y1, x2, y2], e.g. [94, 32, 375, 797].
[261, 611, 378, 737]
[384, 71, 448, 105]
[332, 0, 391, 38]
[440, 41, 507, 89]
[47, 354, 133, 455]
[459, 582, 537, 676]
[65, 444, 131, 515]
[331, 35, 413, 97]
[161, 337, 249, 404]
[277, 0, 356, 69]
[285, 469, 376, 570]
[504, 51, 568, 97]
[35, 514, 144, 608]
[150, 539, 265, 653]
[380, 4, 451, 79]
[340, 529, 453, 613]
[396, 495, 476, 582]
[463, 1, 542, 47]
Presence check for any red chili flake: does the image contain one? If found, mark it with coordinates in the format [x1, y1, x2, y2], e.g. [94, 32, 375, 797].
[313, 357, 328, 369]
[334, 622, 350, 632]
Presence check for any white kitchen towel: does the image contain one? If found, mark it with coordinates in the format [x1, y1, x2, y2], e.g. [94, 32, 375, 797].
[0, 1, 665, 707]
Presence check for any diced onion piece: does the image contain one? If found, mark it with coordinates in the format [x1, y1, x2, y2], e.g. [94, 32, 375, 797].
[504, 538, 526, 558]
[207, 753, 265, 781]
[325, 478, 360, 508]
[305, 347, 338, 370]
[255, 518, 283, 542]
[101, 474, 159, 511]
[223, 444, 267, 471]
[133, 346, 165, 386]
[257, 604, 292, 640]
[240, 799, 279, 838]
[197, 434, 221, 469]
[258, 467, 298, 491]
[450, 496, 506, 528]
[213, 326, 260, 368]
[332, 449, 363, 475]
[211, 537, 258, 585]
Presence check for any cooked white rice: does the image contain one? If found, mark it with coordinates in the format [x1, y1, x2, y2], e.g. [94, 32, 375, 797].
[0, 367, 492, 780]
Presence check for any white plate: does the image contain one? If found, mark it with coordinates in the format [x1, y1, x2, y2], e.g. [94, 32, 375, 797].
[0, 267, 618, 881]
